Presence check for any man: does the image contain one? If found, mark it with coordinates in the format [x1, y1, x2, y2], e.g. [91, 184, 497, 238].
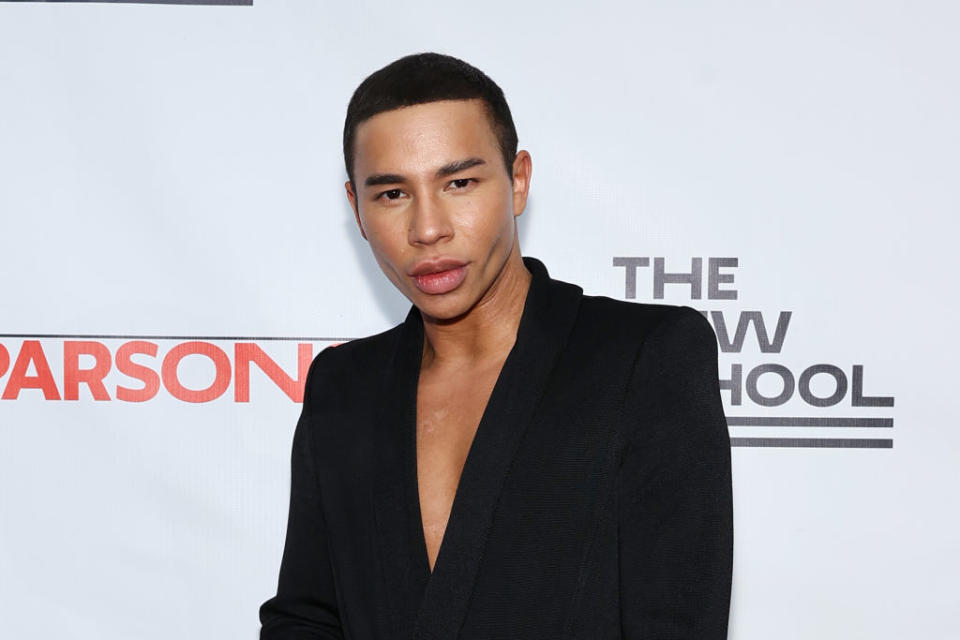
[260, 52, 733, 639]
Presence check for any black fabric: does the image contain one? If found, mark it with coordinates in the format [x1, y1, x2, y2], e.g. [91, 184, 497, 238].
[259, 256, 733, 639]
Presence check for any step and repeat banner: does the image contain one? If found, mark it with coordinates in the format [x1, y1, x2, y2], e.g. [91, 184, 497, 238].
[1, 1, 957, 638]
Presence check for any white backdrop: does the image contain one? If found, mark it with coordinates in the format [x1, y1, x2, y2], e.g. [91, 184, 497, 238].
[1, 1, 958, 638]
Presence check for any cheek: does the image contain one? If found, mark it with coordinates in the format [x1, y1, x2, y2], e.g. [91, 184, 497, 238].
[364, 215, 407, 252]
[457, 187, 514, 238]
[367, 241, 409, 291]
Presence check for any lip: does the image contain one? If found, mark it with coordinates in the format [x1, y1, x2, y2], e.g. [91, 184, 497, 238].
[407, 257, 469, 295]
[408, 257, 468, 276]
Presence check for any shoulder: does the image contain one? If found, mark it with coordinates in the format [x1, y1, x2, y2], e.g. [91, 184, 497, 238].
[301, 322, 404, 408]
[612, 303, 727, 451]
[637, 303, 718, 368]
[576, 295, 716, 358]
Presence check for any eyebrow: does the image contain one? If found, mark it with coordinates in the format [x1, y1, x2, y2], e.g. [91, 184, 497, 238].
[363, 157, 487, 187]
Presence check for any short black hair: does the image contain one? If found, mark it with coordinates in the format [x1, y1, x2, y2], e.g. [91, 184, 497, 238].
[342, 52, 518, 187]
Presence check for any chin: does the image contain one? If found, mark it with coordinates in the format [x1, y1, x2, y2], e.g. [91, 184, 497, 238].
[410, 289, 475, 322]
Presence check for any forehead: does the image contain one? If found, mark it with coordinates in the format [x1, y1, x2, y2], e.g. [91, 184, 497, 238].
[352, 99, 500, 178]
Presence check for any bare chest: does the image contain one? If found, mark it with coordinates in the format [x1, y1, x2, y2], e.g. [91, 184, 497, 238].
[415, 367, 500, 573]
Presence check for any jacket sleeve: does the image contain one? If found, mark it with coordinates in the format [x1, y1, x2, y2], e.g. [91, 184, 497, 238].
[259, 352, 345, 639]
[619, 305, 734, 639]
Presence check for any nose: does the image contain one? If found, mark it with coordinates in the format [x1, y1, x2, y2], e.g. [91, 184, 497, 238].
[408, 193, 454, 246]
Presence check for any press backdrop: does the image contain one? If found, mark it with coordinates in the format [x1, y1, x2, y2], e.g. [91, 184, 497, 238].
[1, 1, 958, 638]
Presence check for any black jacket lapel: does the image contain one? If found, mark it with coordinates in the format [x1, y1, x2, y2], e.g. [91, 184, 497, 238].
[371, 307, 431, 639]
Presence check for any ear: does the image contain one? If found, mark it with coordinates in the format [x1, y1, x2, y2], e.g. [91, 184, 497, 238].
[511, 150, 532, 217]
[345, 180, 368, 240]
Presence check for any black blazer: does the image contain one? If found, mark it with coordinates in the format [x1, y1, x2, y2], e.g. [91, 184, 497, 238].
[260, 256, 733, 639]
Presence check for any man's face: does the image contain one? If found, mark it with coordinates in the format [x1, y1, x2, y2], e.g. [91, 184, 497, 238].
[345, 99, 531, 321]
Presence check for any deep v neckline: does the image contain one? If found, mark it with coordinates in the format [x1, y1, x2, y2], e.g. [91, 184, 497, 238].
[371, 256, 585, 639]
[407, 331, 518, 580]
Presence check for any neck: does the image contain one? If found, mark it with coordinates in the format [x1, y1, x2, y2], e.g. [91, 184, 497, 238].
[419, 244, 531, 370]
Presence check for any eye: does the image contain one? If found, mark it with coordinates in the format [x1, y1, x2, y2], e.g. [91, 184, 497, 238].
[376, 188, 404, 201]
[448, 178, 475, 190]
